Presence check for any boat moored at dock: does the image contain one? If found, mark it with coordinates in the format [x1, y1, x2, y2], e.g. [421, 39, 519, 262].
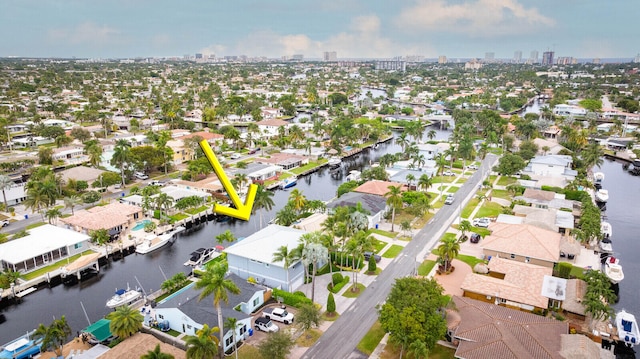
[616, 310, 640, 346]
[0, 330, 41, 359]
[106, 286, 142, 308]
[280, 176, 297, 189]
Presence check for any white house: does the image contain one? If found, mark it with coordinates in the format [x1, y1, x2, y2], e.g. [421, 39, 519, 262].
[523, 155, 576, 181]
[0, 225, 91, 273]
[152, 275, 265, 354]
[225, 225, 308, 292]
[552, 104, 586, 117]
[255, 119, 289, 138]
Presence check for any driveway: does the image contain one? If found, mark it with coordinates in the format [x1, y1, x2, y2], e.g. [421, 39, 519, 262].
[428, 256, 473, 297]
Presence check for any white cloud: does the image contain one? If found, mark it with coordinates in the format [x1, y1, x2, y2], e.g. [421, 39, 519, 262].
[200, 14, 434, 58]
[395, 0, 555, 37]
[47, 22, 123, 46]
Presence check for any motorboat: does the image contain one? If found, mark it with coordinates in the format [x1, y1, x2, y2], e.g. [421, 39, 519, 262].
[0, 330, 41, 359]
[604, 257, 624, 284]
[280, 176, 297, 189]
[595, 189, 609, 203]
[184, 247, 218, 267]
[135, 232, 175, 254]
[616, 310, 640, 346]
[106, 286, 142, 308]
[601, 221, 613, 239]
[599, 238, 613, 253]
[345, 170, 362, 182]
[593, 172, 605, 189]
[328, 156, 342, 168]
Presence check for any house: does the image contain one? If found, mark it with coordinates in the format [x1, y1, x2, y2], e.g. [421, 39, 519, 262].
[533, 137, 565, 154]
[561, 279, 587, 320]
[553, 104, 586, 117]
[448, 296, 567, 358]
[227, 163, 282, 184]
[153, 276, 264, 354]
[256, 153, 307, 170]
[60, 202, 143, 238]
[255, 119, 289, 138]
[482, 223, 561, 268]
[52, 146, 87, 166]
[225, 225, 309, 292]
[58, 166, 107, 185]
[353, 180, 407, 197]
[511, 205, 575, 236]
[326, 192, 387, 228]
[0, 224, 90, 273]
[460, 257, 553, 311]
[515, 189, 575, 211]
[559, 334, 614, 359]
[522, 155, 577, 187]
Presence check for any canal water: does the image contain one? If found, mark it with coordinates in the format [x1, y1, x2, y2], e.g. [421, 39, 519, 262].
[0, 127, 451, 342]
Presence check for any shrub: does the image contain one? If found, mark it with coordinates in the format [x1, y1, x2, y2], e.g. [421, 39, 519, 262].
[326, 292, 336, 313]
[557, 262, 572, 279]
[367, 255, 377, 273]
[329, 277, 350, 293]
[332, 273, 343, 286]
[272, 288, 312, 307]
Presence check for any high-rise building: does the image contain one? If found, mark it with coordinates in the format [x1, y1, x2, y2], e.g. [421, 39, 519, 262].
[323, 51, 337, 61]
[292, 54, 304, 60]
[542, 51, 554, 65]
[375, 60, 406, 72]
[530, 50, 539, 63]
[634, 53, 640, 63]
[195, 53, 203, 59]
[513, 51, 522, 63]
[484, 52, 495, 63]
[438, 55, 447, 64]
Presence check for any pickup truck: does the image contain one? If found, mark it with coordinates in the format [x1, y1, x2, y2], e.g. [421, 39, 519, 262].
[262, 307, 295, 324]
[254, 317, 279, 332]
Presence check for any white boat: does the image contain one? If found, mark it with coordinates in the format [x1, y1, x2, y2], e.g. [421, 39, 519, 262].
[106, 286, 142, 308]
[604, 257, 624, 284]
[328, 156, 342, 167]
[599, 238, 613, 253]
[595, 189, 609, 203]
[601, 221, 613, 239]
[0, 330, 42, 359]
[280, 176, 297, 189]
[616, 310, 640, 346]
[593, 172, 604, 187]
[345, 170, 361, 182]
[135, 232, 174, 254]
[184, 247, 218, 267]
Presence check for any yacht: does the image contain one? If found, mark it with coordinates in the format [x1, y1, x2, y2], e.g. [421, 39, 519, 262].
[593, 172, 605, 189]
[328, 156, 342, 168]
[280, 176, 297, 189]
[601, 221, 613, 239]
[106, 286, 142, 308]
[595, 189, 609, 203]
[616, 310, 640, 346]
[604, 257, 624, 284]
[135, 227, 183, 255]
[599, 238, 613, 253]
[184, 247, 218, 267]
[345, 170, 362, 182]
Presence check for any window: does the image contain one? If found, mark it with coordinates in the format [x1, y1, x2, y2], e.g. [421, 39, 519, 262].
[187, 324, 192, 330]
[510, 253, 515, 259]
[225, 336, 233, 346]
[265, 263, 269, 268]
[253, 297, 260, 306]
[74, 243, 82, 249]
[525, 257, 530, 263]
[239, 324, 246, 335]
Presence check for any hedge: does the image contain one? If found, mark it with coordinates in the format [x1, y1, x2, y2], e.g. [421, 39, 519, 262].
[272, 288, 313, 307]
[327, 275, 350, 293]
[332, 273, 343, 286]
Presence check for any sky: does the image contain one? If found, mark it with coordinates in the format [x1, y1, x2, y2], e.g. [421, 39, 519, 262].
[1, 0, 638, 60]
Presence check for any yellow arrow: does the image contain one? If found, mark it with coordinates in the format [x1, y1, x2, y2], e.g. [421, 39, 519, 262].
[199, 140, 257, 221]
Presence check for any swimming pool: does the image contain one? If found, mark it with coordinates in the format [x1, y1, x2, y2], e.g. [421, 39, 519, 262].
[132, 219, 152, 231]
[344, 146, 353, 151]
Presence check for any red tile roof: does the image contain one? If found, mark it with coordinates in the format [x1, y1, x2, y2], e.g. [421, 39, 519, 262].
[353, 180, 407, 197]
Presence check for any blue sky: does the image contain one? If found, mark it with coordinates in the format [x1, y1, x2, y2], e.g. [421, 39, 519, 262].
[1, 0, 637, 59]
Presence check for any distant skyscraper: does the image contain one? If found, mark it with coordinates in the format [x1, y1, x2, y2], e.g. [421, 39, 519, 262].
[323, 51, 337, 61]
[530, 50, 539, 63]
[542, 51, 554, 65]
[634, 53, 640, 63]
[375, 60, 406, 72]
[484, 52, 495, 63]
[195, 53, 203, 59]
[292, 54, 304, 60]
[513, 51, 522, 63]
[438, 55, 447, 64]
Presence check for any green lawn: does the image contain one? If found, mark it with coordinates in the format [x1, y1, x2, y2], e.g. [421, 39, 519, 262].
[475, 202, 504, 218]
[170, 213, 189, 221]
[25, 221, 47, 230]
[461, 198, 480, 218]
[372, 239, 387, 253]
[369, 228, 396, 238]
[570, 264, 586, 280]
[381, 244, 403, 258]
[441, 232, 457, 242]
[497, 176, 517, 186]
[418, 260, 437, 276]
[357, 321, 386, 355]
[342, 283, 366, 298]
[185, 205, 208, 215]
[289, 159, 328, 175]
[22, 250, 96, 280]
[456, 253, 486, 268]
[490, 189, 511, 200]
[447, 186, 459, 193]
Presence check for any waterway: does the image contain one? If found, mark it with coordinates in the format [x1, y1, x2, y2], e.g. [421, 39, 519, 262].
[0, 127, 452, 343]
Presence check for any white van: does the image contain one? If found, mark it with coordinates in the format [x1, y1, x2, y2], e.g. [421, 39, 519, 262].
[135, 172, 149, 180]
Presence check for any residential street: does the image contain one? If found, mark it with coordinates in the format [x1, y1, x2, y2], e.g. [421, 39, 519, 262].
[301, 154, 498, 359]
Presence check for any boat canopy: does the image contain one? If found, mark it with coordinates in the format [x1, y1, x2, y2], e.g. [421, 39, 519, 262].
[115, 289, 126, 295]
[84, 319, 112, 342]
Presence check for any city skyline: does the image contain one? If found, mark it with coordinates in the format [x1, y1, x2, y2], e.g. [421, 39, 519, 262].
[1, 0, 638, 59]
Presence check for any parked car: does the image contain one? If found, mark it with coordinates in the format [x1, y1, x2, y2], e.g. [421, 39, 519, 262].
[472, 217, 490, 228]
[442, 170, 455, 176]
[134, 172, 149, 180]
[248, 148, 260, 155]
[230, 153, 242, 160]
[444, 194, 454, 205]
[1, 220, 9, 227]
[363, 251, 381, 263]
[467, 164, 478, 170]
[149, 180, 165, 186]
[470, 233, 481, 243]
[262, 307, 294, 324]
[254, 317, 279, 332]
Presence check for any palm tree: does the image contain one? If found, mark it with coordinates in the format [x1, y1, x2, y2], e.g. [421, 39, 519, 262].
[288, 188, 307, 213]
[232, 173, 248, 192]
[298, 231, 327, 303]
[195, 260, 241, 357]
[458, 220, 472, 240]
[253, 185, 275, 228]
[0, 175, 12, 211]
[45, 208, 61, 224]
[186, 324, 219, 359]
[111, 139, 132, 186]
[417, 174, 433, 193]
[107, 305, 143, 339]
[272, 245, 299, 292]
[33, 316, 72, 357]
[141, 344, 175, 359]
[215, 230, 236, 245]
[154, 193, 174, 218]
[437, 236, 460, 273]
[405, 174, 415, 189]
[63, 195, 82, 215]
[224, 317, 241, 359]
[348, 230, 374, 288]
[427, 130, 437, 141]
[384, 185, 403, 232]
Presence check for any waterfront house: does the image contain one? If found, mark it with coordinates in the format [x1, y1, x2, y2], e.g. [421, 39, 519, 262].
[153, 275, 264, 353]
[255, 119, 289, 138]
[58, 166, 107, 185]
[510, 205, 575, 236]
[481, 223, 561, 268]
[448, 296, 567, 358]
[353, 180, 407, 197]
[256, 152, 308, 170]
[60, 202, 143, 239]
[460, 257, 553, 312]
[225, 224, 308, 292]
[52, 146, 88, 166]
[326, 192, 387, 229]
[521, 155, 577, 187]
[0, 224, 90, 273]
[227, 163, 282, 184]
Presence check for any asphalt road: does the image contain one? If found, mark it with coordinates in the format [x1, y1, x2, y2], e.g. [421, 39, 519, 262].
[302, 154, 499, 359]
